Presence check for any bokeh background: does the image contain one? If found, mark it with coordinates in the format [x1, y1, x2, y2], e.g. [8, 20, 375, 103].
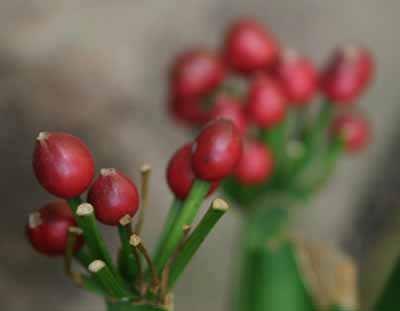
[1, 0, 399, 310]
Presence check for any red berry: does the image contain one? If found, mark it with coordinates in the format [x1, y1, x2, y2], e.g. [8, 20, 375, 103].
[33, 132, 95, 198]
[27, 200, 83, 256]
[274, 49, 318, 105]
[171, 50, 225, 98]
[169, 94, 209, 126]
[234, 139, 274, 185]
[192, 119, 243, 181]
[321, 45, 374, 105]
[330, 113, 370, 152]
[167, 143, 219, 200]
[224, 18, 280, 73]
[245, 75, 287, 128]
[88, 169, 139, 225]
[208, 95, 248, 135]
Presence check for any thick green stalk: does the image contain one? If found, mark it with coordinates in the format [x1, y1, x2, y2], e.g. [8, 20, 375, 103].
[374, 254, 400, 310]
[154, 179, 210, 274]
[168, 199, 229, 288]
[304, 100, 334, 149]
[236, 194, 315, 311]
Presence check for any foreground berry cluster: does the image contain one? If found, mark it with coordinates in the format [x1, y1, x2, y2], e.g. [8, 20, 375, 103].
[168, 18, 373, 198]
[27, 128, 233, 310]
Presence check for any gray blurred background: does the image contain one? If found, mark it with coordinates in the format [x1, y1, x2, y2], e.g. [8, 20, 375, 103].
[0, 0, 398, 310]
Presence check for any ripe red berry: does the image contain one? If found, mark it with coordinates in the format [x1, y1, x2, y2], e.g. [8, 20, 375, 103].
[208, 94, 248, 135]
[33, 132, 95, 198]
[274, 49, 318, 105]
[321, 45, 374, 105]
[26, 200, 83, 256]
[167, 143, 219, 200]
[171, 50, 225, 98]
[169, 94, 209, 126]
[330, 113, 370, 152]
[233, 139, 274, 185]
[245, 75, 287, 128]
[192, 119, 243, 181]
[88, 169, 140, 225]
[224, 18, 280, 73]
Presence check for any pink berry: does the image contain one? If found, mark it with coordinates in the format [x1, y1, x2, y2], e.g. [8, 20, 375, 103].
[330, 113, 370, 152]
[234, 139, 274, 185]
[274, 49, 318, 105]
[167, 143, 219, 200]
[224, 18, 280, 73]
[245, 75, 287, 128]
[321, 45, 374, 105]
[208, 94, 248, 135]
[171, 50, 225, 98]
[192, 119, 243, 181]
[33, 132, 95, 198]
[88, 169, 139, 225]
[27, 200, 83, 256]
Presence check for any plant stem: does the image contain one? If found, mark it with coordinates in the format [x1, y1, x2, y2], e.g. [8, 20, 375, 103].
[167, 199, 229, 288]
[304, 100, 334, 149]
[330, 305, 353, 311]
[75, 248, 93, 267]
[154, 179, 210, 274]
[89, 260, 131, 299]
[118, 218, 140, 284]
[153, 199, 183, 259]
[74, 203, 123, 285]
[134, 164, 151, 235]
[106, 300, 168, 311]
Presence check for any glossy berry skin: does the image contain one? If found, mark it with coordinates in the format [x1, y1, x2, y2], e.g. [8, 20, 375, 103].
[88, 169, 139, 225]
[274, 50, 318, 105]
[169, 94, 209, 126]
[192, 119, 243, 181]
[33, 132, 95, 198]
[167, 143, 219, 200]
[234, 139, 274, 185]
[224, 18, 280, 73]
[27, 200, 83, 256]
[208, 95, 248, 135]
[330, 113, 370, 152]
[245, 75, 287, 128]
[171, 50, 225, 98]
[321, 46, 374, 105]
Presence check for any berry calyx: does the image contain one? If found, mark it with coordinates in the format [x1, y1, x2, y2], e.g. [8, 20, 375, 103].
[224, 18, 280, 73]
[321, 45, 374, 104]
[245, 75, 287, 128]
[33, 132, 95, 198]
[208, 94, 248, 135]
[88, 169, 140, 225]
[274, 49, 318, 105]
[233, 139, 274, 185]
[26, 200, 83, 256]
[167, 143, 219, 200]
[171, 49, 225, 98]
[330, 113, 370, 152]
[192, 119, 243, 181]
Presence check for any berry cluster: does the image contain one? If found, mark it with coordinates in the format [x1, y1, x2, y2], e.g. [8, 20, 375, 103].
[27, 130, 232, 310]
[168, 18, 373, 199]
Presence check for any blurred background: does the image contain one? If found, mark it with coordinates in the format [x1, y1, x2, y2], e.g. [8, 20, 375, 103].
[0, 0, 399, 310]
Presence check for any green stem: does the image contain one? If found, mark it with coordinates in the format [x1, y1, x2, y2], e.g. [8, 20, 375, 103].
[153, 199, 183, 259]
[154, 179, 210, 274]
[75, 248, 93, 267]
[260, 118, 288, 185]
[106, 300, 167, 311]
[168, 199, 229, 288]
[118, 222, 139, 283]
[304, 100, 334, 149]
[330, 305, 353, 311]
[89, 260, 131, 299]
